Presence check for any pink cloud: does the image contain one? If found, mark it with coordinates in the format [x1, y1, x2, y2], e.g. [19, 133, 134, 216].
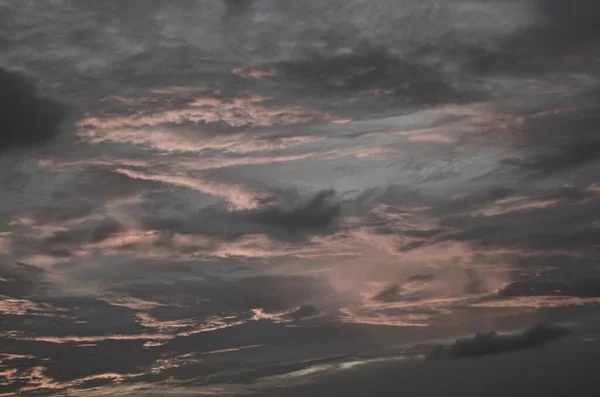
[115, 168, 268, 209]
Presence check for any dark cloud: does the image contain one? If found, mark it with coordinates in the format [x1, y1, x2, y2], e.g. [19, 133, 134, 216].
[42, 218, 124, 247]
[422, 184, 600, 255]
[463, 0, 600, 77]
[0, 68, 68, 154]
[497, 101, 600, 180]
[498, 279, 600, 299]
[428, 322, 570, 359]
[372, 284, 403, 303]
[444, 202, 600, 253]
[28, 200, 95, 225]
[283, 305, 319, 321]
[0, 262, 46, 297]
[146, 189, 341, 242]
[515, 138, 600, 179]
[223, 0, 255, 22]
[257, 43, 483, 119]
[2, 1, 600, 394]
[464, 268, 487, 294]
[242, 190, 341, 237]
[406, 274, 436, 283]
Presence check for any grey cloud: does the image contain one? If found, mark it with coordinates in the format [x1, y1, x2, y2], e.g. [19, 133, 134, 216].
[464, 268, 487, 295]
[42, 218, 125, 247]
[442, 197, 600, 253]
[242, 190, 341, 237]
[497, 100, 600, 180]
[223, 0, 255, 22]
[504, 141, 600, 180]
[0, 261, 46, 297]
[28, 200, 95, 225]
[428, 322, 570, 359]
[283, 305, 319, 321]
[0, 68, 68, 154]
[367, 184, 600, 257]
[461, 0, 600, 77]
[102, 274, 329, 316]
[498, 279, 600, 299]
[372, 284, 403, 303]
[433, 186, 516, 215]
[406, 274, 436, 283]
[145, 189, 341, 242]
[49, 168, 163, 202]
[254, 42, 484, 119]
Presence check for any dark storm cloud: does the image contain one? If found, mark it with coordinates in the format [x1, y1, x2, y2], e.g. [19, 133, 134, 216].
[442, 196, 600, 253]
[0, 262, 46, 297]
[0, 68, 68, 154]
[146, 189, 342, 242]
[252, 43, 484, 119]
[242, 190, 341, 236]
[504, 141, 600, 180]
[3, 0, 494, 122]
[428, 322, 570, 359]
[364, 184, 599, 258]
[442, 1, 600, 182]
[498, 279, 600, 299]
[406, 274, 436, 283]
[463, 0, 600, 77]
[498, 101, 600, 180]
[372, 284, 403, 303]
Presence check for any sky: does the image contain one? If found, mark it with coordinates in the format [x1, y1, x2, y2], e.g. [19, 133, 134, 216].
[1, 0, 600, 395]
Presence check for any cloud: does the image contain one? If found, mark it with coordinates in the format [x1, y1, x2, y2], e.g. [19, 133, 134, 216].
[2, 2, 600, 394]
[140, 189, 341, 244]
[434, 184, 600, 255]
[463, 0, 600, 77]
[372, 284, 403, 303]
[497, 104, 600, 180]
[463, 268, 487, 294]
[42, 218, 125, 248]
[405, 274, 436, 283]
[0, 68, 68, 154]
[282, 305, 318, 321]
[242, 190, 341, 237]
[26, 200, 95, 225]
[255, 42, 483, 119]
[428, 322, 570, 359]
[498, 279, 600, 299]
[115, 168, 269, 210]
[222, 0, 255, 22]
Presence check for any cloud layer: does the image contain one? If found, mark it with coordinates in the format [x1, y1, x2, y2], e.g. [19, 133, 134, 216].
[1, 0, 600, 395]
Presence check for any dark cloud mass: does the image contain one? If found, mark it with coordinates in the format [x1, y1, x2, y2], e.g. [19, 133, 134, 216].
[463, 0, 600, 77]
[373, 284, 403, 303]
[428, 323, 570, 359]
[242, 190, 341, 236]
[406, 274, 436, 283]
[498, 279, 600, 299]
[0, 68, 68, 153]
[145, 189, 342, 242]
